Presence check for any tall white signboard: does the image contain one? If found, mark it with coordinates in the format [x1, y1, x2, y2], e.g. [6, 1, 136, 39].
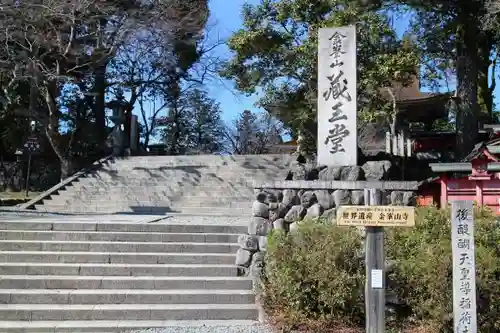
[317, 26, 357, 166]
[451, 201, 477, 333]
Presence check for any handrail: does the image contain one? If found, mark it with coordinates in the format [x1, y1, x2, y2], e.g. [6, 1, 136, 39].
[18, 155, 113, 209]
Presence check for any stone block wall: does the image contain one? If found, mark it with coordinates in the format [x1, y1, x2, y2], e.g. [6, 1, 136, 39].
[235, 159, 418, 291]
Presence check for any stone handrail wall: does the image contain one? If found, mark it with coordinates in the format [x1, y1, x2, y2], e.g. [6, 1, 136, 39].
[236, 159, 420, 288]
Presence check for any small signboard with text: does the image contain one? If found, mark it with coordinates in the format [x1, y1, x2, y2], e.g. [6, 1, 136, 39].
[24, 136, 40, 153]
[336, 206, 415, 227]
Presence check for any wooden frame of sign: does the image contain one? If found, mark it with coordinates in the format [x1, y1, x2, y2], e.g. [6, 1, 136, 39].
[337, 205, 415, 227]
[335, 189, 416, 333]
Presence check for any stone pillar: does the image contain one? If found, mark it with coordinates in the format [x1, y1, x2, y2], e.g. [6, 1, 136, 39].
[109, 107, 125, 157]
[130, 115, 138, 154]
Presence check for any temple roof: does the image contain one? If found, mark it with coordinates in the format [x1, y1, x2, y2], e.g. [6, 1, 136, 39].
[461, 142, 488, 162]
[396, 92, 453, 106]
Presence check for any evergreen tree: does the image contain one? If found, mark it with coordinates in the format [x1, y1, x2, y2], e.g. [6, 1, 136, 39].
[161, 89, 226, 154]
[228, 110, 284, 154]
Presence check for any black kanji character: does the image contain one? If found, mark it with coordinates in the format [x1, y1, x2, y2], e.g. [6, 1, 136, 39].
[324, 124, 350, 154]
[328, 102, 347, 122]
[323, 71, 351, 102]
[457, 223, 470, 236]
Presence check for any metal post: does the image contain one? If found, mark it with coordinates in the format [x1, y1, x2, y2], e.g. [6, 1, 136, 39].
[385, 132, 391, 154]
[406, 138, 412, 158]
[25, 152, 32, 197]
[392, 134, 398, 156]
[365, 188, 385, 333]
[397, 132, 405, 157]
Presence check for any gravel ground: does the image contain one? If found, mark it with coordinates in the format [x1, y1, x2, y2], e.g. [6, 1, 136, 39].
[0, 209, 250, 225]
[0, 207, 248, 226]
[127, 325, 276, 333]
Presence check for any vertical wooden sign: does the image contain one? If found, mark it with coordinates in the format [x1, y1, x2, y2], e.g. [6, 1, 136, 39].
[451, 201, 477, 333]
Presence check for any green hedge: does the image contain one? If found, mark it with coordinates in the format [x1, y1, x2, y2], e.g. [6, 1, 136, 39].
[263, 221, 365, 325]
[386, 206, 500, 332]
[262, 206, 500, 332]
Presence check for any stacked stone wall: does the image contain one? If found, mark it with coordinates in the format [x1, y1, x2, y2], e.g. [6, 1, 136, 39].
[235, 158, 418, 300]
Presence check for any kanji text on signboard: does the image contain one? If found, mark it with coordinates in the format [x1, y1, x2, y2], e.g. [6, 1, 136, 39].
[336, 206, 415, 227]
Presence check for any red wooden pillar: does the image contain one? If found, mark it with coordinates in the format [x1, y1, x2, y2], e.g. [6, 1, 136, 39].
[476, 181, 483, 206]
[440, 175, 448, 209]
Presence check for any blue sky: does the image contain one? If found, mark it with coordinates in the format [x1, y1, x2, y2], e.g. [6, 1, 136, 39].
[202, 0, 263, 124]
[205, 0, 414, 124]
[140, 0, 498, 144]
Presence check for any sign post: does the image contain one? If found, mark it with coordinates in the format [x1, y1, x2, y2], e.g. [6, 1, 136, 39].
[451, 201, 477, 333]
[317, 25, 357, 166]
[337, 196, 415, 333]
[319, 25, 412, 333]
[23, 135, 40, 197]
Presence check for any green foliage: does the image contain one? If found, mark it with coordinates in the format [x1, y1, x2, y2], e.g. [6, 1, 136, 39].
[160, 88, 226, 155]
[263, 220, 365, 324]
[263, 207, 500, 331]
[221, 0, 419, 149]
[386, 206, 500, 332]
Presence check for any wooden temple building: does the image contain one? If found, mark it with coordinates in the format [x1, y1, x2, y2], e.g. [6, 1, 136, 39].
[271, 74, 500, 213]
[272, 73, 490, 160]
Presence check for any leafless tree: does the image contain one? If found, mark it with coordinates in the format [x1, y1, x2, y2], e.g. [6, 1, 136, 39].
[0, 0, 209, 177]
[225, 110, 286, 155]
[107, 20, 225, 149]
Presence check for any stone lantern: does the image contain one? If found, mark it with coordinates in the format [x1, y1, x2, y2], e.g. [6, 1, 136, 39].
[107, 99, 128, 156]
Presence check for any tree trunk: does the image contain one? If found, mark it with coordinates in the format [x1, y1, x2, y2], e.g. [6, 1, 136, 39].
[455, 13, 479, 160]
[476, 32, 494, 119]
[93, 64, 108, 154]
[387, 88, 398, 136]
[60, 159, 75, 181]
[43, 80, 76, 181]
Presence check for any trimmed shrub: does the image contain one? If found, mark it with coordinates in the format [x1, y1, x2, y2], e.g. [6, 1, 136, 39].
[262, 220, 364, 325]
[263, 207, 500, 332]
[386, 206, 500, 332]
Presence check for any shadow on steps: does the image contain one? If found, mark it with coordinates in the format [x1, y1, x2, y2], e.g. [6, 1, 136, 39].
[115, 206, 181, 215]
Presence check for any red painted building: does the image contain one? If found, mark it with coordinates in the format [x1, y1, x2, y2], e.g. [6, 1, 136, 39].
[429, 138, 500, 214]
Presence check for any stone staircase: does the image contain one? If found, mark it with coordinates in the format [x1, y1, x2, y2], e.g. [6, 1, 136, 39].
[29, 154, 293, 215]
[0, 214, 261, 332]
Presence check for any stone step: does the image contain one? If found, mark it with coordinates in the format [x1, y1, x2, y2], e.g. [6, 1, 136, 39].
[43, 198, 252, 209]
[75, 177, 258, 184]
[60, 187, 255, 197]
[81, 170, 284, 180]
[0, 303, 259, 321]
[101, 161, 287, 168]
[71, 183, 255, 189]
[97, 162, 286, 170]
[0, 230, 239, 243]
[0, 240, 239, 253]
[34, 205, 251, 215]
[98, 157, 288, 165]
[167, 208, 251, 216]
[66, 181, 257, 189]
[0, 222, 247, 234]
[0, 319, 264, 333]
[0, 263, 239, 277]
[0, 251, 236, 264]
[47, 195, 253, 203]
[0, 276, 252, 290]
[0, 289, 255, 305]
[174, 201, 251, 209]
[95, 160, 286, 167]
